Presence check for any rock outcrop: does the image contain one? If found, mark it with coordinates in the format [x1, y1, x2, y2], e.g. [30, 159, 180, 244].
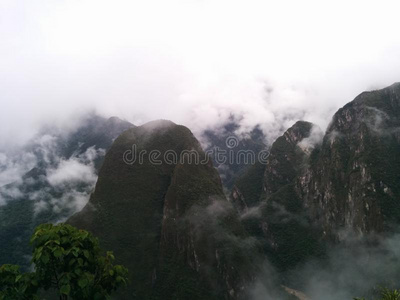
[296, 83, 400, 237]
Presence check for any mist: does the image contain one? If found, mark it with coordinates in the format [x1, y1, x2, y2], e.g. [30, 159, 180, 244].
[190, 199, 400, 300]
[2, 0, 400, 150]
[288, 232, 400, 300]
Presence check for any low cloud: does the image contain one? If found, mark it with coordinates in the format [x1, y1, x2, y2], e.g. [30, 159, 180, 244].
[33, 200, 48, 215]
[245, 229, 400, 300]
[47, 158, 97, 187]
[240, 205, 263, 220]
[248, 261, 290, 300]
[291, 232, 400, 300]
[2, 0, 400, 150]
[0, 185, 24, 199]
[298, 125, 324, 154]
[0, 132, 104, 218]
[0, 152, 37, 187]
[49, 190, 92, 221]
[33, 147, 104, 215]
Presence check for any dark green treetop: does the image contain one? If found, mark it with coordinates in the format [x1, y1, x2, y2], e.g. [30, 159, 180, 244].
[0, 223, 128, 300]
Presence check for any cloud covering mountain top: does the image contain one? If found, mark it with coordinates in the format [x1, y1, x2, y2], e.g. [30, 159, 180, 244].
[2, 0, 400, 148]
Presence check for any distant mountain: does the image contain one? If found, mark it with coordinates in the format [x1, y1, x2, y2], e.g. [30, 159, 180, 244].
[0, 114, 134, 268]
[202, 122, 266, 191]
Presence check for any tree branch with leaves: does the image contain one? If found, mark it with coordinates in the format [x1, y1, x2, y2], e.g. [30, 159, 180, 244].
[0, 224, 128, 300]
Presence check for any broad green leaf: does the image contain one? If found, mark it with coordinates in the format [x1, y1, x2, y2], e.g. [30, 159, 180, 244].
[60, 284, 71, 295]
[78, 278, 88, 288]
[54, 249, 63, 258]
[41, 254, 49, 264]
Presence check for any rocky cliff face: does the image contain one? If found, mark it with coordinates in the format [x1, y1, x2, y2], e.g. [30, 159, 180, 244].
[233, 83, 400, 274]
[231, 121, 317, 213]
[262, 121, 316, 200]
[232, 121, 325, 272]
[296, 83, 400, 238]
[68, 120, 258, 300]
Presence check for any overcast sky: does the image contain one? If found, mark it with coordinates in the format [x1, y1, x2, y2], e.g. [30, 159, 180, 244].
[2, 0, 400, 148]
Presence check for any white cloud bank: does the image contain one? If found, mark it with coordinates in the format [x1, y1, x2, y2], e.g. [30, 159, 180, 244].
[47, 157, 97, 187]
[1, 0, 400, 148]
[0, 152, 37, 187]
[38, 147, 104, 215]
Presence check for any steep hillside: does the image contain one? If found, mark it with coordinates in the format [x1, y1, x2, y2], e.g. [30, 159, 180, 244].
[231, 121, 315, 213]
[233, 83, 400, 275]
[0, 115, 134, 268]
[230, 161, 266, 213]
[296, 83, 400, 237]
[68, 120, 259, 300]
[233, 122, 325, 272]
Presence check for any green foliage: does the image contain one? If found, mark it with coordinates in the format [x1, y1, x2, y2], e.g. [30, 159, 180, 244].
[0, 264, 38, 300]
[380, 288, 400, 300]
[0, 223, 128, 300]
[354, 288, 400, 300]
[30, 223, 128, 299]
[0, 197, 37, 268]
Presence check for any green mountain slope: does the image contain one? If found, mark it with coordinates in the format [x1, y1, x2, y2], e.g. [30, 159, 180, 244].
[68, 120, 259, 300]
[0, 115, 134, 268]
[234, 121, 325, 273]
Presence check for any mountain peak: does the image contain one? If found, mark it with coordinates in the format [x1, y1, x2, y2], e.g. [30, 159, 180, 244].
[141, 119, 177, 130]
[106, 116, 132, 125]
[68, 121, 255, 299]
[327, 83, 400, 135]
[283, 120, 314, 146]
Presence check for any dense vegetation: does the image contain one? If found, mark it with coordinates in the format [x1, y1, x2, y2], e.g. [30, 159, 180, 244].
[0, 223, 128, 300]
[354, 288, 400, 300]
